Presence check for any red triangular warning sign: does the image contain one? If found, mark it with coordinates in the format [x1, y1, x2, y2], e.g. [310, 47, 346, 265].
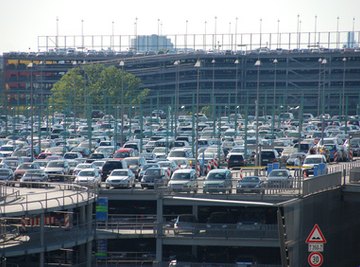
[306, 224, 326, 243]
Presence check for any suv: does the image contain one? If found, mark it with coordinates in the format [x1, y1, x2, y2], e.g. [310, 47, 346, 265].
[258, 149, 279, 166]
[168, 169, 198, 193]
[227, 153, 246, 169]
[101, 160, 128, 181]
[302, 154, 328, 176]
[203, 169, 232, 194]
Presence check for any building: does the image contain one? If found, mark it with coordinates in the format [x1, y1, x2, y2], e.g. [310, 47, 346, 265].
[131, 35, 174, 53]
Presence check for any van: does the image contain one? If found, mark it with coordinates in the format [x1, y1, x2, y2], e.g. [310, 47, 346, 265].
[227, 153, 246, 169]
[101, 160, 128, 181]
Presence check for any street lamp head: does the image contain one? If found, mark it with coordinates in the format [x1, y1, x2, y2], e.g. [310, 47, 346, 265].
[254, 60, 261, 66]
[321, 59, 327, 64]
[273, 59, 278, 64]
[211, 59, 216, 64]
[174, 60, 180, 66]
[27, 63, 33, 68]
[318, 58, 322, 63]
[342, 57, 347, 62]
[119, 60, 125, 67]
[234, 59, 239, 64]
[194, 60, 201, 68]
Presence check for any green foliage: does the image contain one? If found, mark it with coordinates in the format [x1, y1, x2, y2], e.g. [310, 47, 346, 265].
[50, 64, 149, 115]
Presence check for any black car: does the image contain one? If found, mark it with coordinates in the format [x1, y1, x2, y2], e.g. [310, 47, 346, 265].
[101, 160, 127, 181]
[236, 176, 265, 193]
[227, 153, 246, 169]
[140, 167, 168, 189]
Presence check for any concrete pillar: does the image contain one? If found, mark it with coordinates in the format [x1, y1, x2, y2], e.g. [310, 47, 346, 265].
[86, 203, 92, 233]
[155, 195, 163, 264]
[80, 205, 86, 225]
[86, 241, 92, 267]
[40, 213, 45, 267]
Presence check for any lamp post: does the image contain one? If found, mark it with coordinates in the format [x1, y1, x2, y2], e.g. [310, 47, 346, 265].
[27, 62, 34, 162]
[321, 58, 327, 116]
[254, 59, 261, 169]
[174, 60, 180, 138]
[317, 58, 322, 116]
[211, 59, 216, 137]
[119, 60, 125, 147]
[272, 59, 278, 145]
[185, 20, 188, 53]
[342, 57, 347, 117]
[234, 59, 239, 130]
[194, 59, 201, 168]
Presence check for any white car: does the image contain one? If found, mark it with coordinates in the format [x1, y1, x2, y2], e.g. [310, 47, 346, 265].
[74, 168, 101, 187]
[302, 154, 328, 177]
[105, 169, 136, 189]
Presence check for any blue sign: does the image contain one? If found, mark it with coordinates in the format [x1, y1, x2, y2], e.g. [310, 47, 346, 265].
[96, 239, 107, 259]
[96, 197, 108, 221]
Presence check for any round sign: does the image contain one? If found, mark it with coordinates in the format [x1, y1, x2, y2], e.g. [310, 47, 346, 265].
[308, 252, 323, 267]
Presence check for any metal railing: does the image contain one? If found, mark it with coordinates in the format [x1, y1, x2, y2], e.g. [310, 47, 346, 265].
[0, 182, 96, 215]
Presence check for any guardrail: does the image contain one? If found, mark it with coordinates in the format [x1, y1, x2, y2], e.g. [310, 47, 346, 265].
[0, 182, 96, 216]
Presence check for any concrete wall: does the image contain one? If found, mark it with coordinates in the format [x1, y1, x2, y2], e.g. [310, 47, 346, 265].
[283, 187, 360, 266]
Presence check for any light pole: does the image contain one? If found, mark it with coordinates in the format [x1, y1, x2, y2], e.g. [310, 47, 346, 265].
[317, 58, 322, 116]
[27, 62, 34, 162]
[234, 59, 239, 130]
[194, 59, 201, 168]
[174, 60, 180, 138]
[185, 20, 188, 53]
[211, 59, 216, 137]
[342, 57, 347, 117]
[272, 59, 278, 145]
[321, 58, 327, 116]
[119, 60, 125, 147]
[254, 59, 261, 169]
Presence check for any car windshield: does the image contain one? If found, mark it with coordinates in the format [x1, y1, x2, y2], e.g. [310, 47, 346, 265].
[172, 173, 191, 180]
[19, 164, 36, 169]
[114, 152, 130, 158]
[0, 170, 10, 175]
[111, 170, 128, 176]
[304, 158, 322, 164]
[207, 172, 226, 180]
[158, 162, 170, 168]
[143, 164, 158, 171]
[77, 164, 91, 169]
[47, 161, 64, 168]
[169, 151, 186, 157]
[270, 171, 288, 177]
[0, 147, 14, 151]
[79, 171, 95, 176]
[242, 176, 259, 182]
[146, 169, 161, 176]
[124, 159, 139, 165]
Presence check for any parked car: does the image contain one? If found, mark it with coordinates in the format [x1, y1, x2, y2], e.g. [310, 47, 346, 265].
[173, 214, 199, 235]
[302, 154, 328, 176]
[0, 168, 15, 185]
[203, 169, 232, 194]
[236, 176, 265, 193]
[44, 160, 70, 176]
[14, 162, 41, 180]
[140, 167, 168, 189]
[267, 169, 293, 188]
[227, 153, 246, 169]
[20, 169, 49, 186]
[101, 160, 128, 181]
[168, 169, 198, 193]
[74, 168, 101, 187]
[122, 156, 147, 179]
[105, 169, 136, 189]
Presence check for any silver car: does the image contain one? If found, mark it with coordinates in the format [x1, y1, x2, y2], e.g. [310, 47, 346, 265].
[168, 169, 198, 193]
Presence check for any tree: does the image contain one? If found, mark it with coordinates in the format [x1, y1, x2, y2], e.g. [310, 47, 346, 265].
[50, 64, 149, 115]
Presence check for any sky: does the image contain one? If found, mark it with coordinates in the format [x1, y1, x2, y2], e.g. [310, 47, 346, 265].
[0, 0, 359, 54]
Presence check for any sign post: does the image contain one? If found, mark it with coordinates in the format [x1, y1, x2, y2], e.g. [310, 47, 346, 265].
[306, 224, 326, 266]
